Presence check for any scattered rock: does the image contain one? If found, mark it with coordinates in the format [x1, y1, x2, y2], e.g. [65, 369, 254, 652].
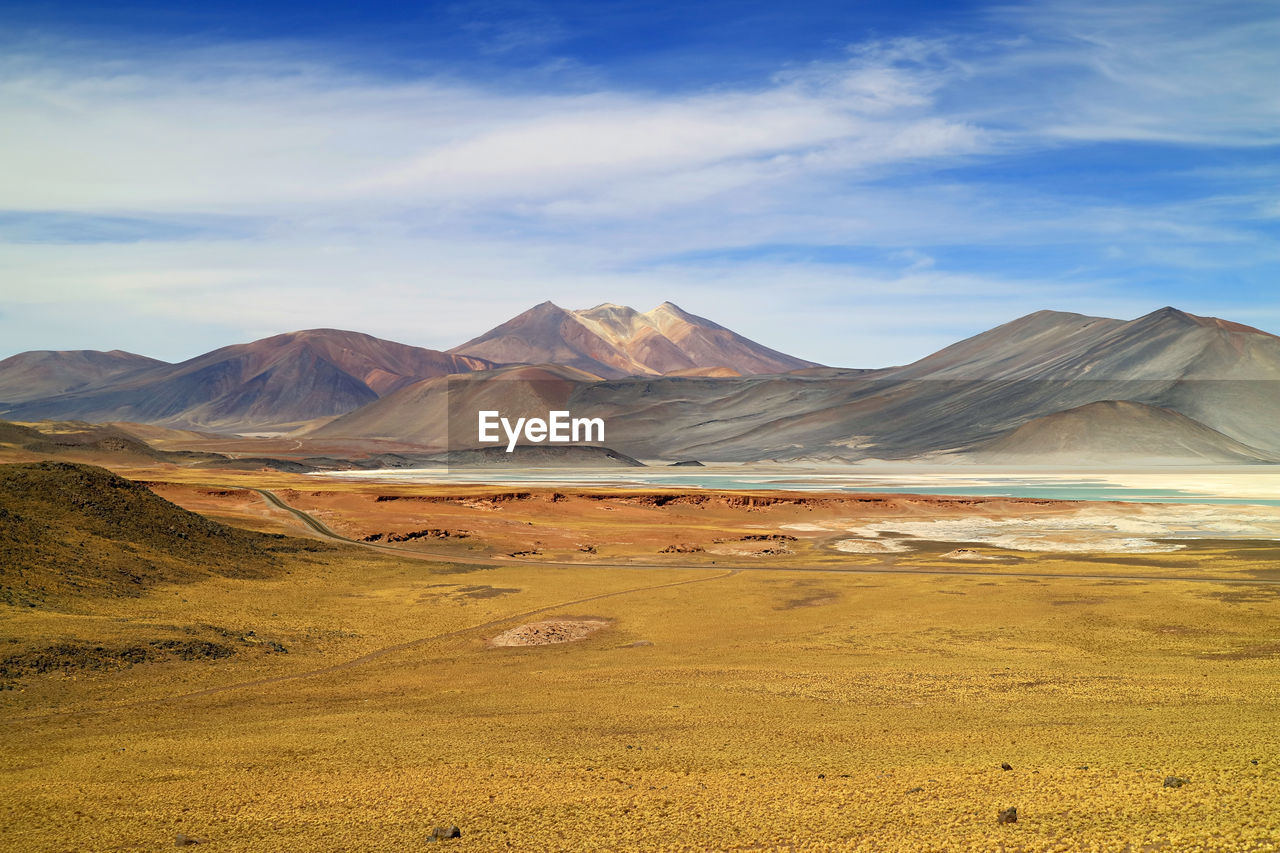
[490, 619, 609, 647]
[941, 548, 1004, 561]
[906, 786, 924, 794]
[1001, 762, 1013, 771]
[1163, 776, 1188, 788]
[426, 825, 461, 842]
[997, 806, 1017, 825]
[383, 528, 469, 543]
[174, 834, 203, 847]
[659, 543, 704, 553]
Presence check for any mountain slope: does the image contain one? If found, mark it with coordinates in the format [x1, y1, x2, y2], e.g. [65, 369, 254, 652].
[3, 330, 494, 431]
[449, 301, 819, 378]
[310, 363, 600, 446]
[0, 462, 319, 607]
[0, 349, 168, 404]
[966, 400, 1279, 464]
[877, 306, 1280, 453]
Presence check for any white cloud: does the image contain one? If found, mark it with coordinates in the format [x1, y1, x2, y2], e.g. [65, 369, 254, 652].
[0, 36, 986, 217]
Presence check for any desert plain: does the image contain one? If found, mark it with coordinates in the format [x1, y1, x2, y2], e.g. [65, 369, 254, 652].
[2, 456, 1280, 852]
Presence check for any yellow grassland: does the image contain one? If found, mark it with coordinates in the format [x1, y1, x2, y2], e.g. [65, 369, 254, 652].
[2, 467, 1279, 851]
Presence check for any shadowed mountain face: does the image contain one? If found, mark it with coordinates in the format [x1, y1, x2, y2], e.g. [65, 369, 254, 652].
[0, 350, 167, 404]
[1, 330, 494, 431]
[449, 301, 820, 378]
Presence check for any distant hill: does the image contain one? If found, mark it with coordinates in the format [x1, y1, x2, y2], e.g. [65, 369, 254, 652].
[0, 349, 167, 404]
[449, 301, 820, 378]
[0, 462, 323, 607]
[0, 419, 227, 466]
[2, 329, 494, 431]
[967, 400, 1280, 464]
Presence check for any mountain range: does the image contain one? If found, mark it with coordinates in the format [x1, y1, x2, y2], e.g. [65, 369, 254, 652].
[0, 329, 493, 431]
[2, 303, 1277, 464]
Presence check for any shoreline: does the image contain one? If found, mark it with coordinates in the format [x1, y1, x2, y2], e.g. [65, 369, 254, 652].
[308, 463, 1280, 506]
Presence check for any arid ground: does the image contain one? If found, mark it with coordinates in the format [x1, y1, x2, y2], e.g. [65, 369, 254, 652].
[3, 462, 1279, 851]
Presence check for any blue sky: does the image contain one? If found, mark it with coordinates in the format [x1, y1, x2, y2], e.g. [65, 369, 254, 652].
[1, 0, 1277, 367]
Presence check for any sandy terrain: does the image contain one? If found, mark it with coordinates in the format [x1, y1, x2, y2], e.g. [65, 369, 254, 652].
[490, 618, 610, 646]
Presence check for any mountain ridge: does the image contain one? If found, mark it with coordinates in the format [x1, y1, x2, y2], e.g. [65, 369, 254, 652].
[0, 349, 169, 404]
[1, 329, 495, 431]
[2, 305, 1276, 463]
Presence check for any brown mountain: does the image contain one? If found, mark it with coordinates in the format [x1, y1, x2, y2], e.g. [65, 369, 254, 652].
[448, 301, 820, 378]
[0, 349, 167, 404]
[3, 329, 494, 432]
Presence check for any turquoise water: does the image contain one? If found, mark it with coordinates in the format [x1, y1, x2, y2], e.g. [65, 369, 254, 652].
[320, 468, 1280, 507]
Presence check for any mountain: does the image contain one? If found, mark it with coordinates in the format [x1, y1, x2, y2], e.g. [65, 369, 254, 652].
[893, 306, 1280, 381]
[4, 306, 1276, 462]
[875, 306, 1280, 454]
[0, 349, 167, 404]
[316, 306, 1280, 463]
[2, 330, 494, 432]
[967, 400, 1279, 464]
[448, 301, 820, 378]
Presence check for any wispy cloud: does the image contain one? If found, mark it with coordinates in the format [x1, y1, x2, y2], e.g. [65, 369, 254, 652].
[986, 0, 1280, 145]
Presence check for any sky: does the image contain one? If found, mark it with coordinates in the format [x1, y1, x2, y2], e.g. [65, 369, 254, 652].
[0, 0, 1277, 367]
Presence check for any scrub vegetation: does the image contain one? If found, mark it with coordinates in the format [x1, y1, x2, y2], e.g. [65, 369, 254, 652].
[2, 464, 1278, 851]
